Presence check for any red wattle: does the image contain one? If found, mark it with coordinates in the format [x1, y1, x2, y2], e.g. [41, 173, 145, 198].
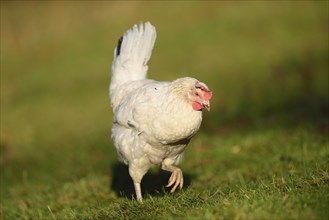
[192, 102, 203, 111]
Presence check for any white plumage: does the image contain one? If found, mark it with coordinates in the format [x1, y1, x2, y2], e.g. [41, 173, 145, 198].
[109, 22, 212, 203]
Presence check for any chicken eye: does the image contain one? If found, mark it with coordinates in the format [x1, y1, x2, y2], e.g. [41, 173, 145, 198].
[195, 82, 205, 91]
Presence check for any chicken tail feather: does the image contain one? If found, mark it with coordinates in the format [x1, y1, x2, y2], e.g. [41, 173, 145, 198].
[110, 22, 156, 91]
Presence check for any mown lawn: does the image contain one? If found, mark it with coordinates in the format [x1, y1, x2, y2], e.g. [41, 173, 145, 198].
[1, 1, 328, 219]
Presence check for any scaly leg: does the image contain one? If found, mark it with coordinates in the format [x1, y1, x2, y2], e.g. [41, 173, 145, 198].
[161, 162, 184, 192]
[128, 163, 149, 203]
[133, 182, 143, 203]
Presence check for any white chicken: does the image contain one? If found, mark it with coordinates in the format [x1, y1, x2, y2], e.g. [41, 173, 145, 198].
[109, 22, 212, 203]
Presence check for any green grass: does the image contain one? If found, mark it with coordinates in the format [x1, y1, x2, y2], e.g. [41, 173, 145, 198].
[1, 1, 328, 219]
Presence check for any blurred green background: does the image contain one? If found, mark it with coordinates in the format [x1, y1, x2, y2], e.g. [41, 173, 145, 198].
[1, 1, 328, 219]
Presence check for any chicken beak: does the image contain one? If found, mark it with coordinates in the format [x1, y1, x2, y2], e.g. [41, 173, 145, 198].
[203, 101, 210, 111]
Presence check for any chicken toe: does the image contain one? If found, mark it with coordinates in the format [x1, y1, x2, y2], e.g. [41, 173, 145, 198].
[168, 169, 184, 192]
[162, 164, 184, 192]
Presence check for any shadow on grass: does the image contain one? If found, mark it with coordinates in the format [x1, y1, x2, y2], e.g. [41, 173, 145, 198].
[110, 162, 192, 199]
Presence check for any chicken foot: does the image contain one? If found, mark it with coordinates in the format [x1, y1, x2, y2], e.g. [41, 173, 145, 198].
[161, 163, 184, 192]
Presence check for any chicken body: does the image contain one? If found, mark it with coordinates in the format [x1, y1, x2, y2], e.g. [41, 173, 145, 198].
[109, 22, 212, 203]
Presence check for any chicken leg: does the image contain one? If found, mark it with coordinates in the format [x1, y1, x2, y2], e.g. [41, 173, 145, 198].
[133, 182, 143, 203]
[161, 162, 184, 192]
[128, 164, 149, 203]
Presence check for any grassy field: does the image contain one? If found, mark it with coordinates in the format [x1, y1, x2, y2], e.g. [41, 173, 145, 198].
[1, 1, 328, 219]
